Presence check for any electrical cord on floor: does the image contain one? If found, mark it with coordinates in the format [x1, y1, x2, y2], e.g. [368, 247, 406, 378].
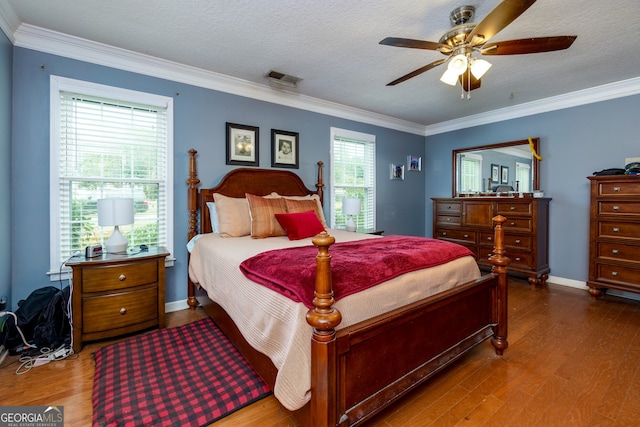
[16, 344, 75, 375]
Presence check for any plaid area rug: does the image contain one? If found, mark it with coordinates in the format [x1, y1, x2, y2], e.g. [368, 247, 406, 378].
[92, 318, 271, 427]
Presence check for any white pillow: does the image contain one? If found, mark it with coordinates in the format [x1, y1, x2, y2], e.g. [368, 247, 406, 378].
[205, 202, 220, 233]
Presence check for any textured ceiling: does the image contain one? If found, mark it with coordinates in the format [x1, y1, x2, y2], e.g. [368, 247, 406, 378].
[3, 0, 640, 127]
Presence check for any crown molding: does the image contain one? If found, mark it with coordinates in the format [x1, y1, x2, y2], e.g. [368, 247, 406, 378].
[13, 24, 426, 135]
[9, 22, 640, 138]
[425, 77, 640, 136]
[0, 2, 19, 44]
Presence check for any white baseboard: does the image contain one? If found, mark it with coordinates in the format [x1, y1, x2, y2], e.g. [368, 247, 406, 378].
[547, 275, 640, 301]
[165, 299, 190, 313]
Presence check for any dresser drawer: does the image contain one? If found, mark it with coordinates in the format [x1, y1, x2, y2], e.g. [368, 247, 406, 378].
[82, 259, 159, 292]
[598, 201, 640, 216]
[598, 222, 640, 241]
[435, 215, 461, 226]
[595, 264, 640, 287]
[435, 201, 462, 214]
[503, 217, 532, 232]
[598, 181, 640, 197]
[479, 246, 532, 268]
[479, 232, 532, 250]
[597, 242, 640, 264]
[435, 228, 476, 244]
[496, 202, 533, 216]
[83, 286, 158, 333]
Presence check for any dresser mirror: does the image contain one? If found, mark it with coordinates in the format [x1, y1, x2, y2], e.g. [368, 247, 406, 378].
[452, 138, 540, 197]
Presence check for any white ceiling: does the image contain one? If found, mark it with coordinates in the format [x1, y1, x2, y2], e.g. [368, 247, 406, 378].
[2, 0, 640, 130]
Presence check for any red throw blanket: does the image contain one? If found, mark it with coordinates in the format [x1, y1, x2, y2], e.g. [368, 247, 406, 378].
[239, 236, 473, 308]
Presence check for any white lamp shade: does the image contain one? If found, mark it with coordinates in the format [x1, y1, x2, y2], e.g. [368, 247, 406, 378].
[98, 198, 134, 226]
[447, 54, 468, 75]
[470, 58, 492, 79]
[98, 198, 134, 253]
[342, 198, 361, 216]
[440, 68, 460, 86]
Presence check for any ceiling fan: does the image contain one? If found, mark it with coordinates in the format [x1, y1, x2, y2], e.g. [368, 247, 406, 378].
[380, 0, 577, 94]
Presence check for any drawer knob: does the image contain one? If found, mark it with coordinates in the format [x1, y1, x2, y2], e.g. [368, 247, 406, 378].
[613, 227, 620, 233]
[463, 234, 469, 238]
[613, 187, 621, 192]
[442, 231, 447, 237]
[120, 307, 127, 315]
[613, 205, 620, 211]
[515, 257, 521, 262]
[611, 271, 618, 277]
[612, 249, 619, 255]
[487, 236, 492, 241]
[515, 239, 521, 244]
[119, 274, 126, 281]
[510, 206, 516, 210]
[510, 222, 515, 226]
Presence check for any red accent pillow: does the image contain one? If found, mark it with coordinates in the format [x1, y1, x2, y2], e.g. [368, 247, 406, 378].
[275, 210, 326, 240]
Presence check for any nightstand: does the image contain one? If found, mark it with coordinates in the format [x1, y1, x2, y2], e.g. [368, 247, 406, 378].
[66, 247, 169, 352]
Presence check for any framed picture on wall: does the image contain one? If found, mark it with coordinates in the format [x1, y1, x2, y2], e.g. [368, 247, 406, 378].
[491, 164, 500, 183]
[501, 166, 509, 184]
[271, 129, 299, 168]
[226, 122, 259, 166]
[407, 155, 422, 171]
[391, 163, 405, 180]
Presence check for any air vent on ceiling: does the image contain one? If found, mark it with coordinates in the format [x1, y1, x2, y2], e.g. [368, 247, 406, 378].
[266, 70, 302, 88]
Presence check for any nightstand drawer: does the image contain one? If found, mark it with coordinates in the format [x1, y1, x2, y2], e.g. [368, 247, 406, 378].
[83, 286, 158, 333]
[83, 259, 159, 292]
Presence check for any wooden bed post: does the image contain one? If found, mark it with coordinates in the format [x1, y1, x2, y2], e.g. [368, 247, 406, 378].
[186, 149, 200, 310]
[316, 161, 324, 205]
[489, 215, 509, 355]
[306, 232, 341, 427]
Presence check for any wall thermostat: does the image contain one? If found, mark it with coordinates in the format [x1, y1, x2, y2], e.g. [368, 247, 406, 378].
[85, 245, 103, 258]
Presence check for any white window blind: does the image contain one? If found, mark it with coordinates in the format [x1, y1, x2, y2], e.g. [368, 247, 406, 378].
[460, 153, 482, 193]
[330, 128, 376, 231]
[50, 76, 173, 277]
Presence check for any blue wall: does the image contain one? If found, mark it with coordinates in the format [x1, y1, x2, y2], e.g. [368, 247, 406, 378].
[9, 47, 425, 308]
[425, 94, 640, 283]
[0, 32, 12, 308]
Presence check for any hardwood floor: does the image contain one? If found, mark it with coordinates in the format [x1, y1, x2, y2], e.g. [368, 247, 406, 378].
[1, 278, 639, 426]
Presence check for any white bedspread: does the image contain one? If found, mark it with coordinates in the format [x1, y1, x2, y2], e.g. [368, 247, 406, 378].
[188, 229, 480, 410]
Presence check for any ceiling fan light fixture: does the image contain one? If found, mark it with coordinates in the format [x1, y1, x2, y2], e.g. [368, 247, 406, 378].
[447, 54, 468, 75]
[440, 68, 460, 86]
[470, 58, 492, 79]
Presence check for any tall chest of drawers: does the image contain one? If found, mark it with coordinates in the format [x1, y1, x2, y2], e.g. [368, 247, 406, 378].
[432, 197, 551, 287]
[587, 175, 640, 299]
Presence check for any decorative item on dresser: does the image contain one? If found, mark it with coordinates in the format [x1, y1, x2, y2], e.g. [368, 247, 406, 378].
[432, 197, 551, 287]
[587, 175, 640, 299]
[66, 247, 169, 352]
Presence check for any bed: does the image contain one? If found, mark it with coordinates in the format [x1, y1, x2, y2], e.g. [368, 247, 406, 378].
[185, 148, 509, 426]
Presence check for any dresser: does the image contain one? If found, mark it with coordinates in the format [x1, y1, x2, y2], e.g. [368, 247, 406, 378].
[67, 247, 169, 352]
[587, 175, 640, 299]
[432, 197, 551, 287]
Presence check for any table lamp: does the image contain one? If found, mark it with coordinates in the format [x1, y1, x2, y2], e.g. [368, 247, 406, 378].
[98, 197, 134, 253]
[342, 197, 361, 232]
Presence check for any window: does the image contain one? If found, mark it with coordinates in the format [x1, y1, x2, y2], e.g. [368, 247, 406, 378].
[330, 128, 376, 231]
[49, 76, 173, 278]
[515, 162, 531, 192]
[459, 153, 482, 193]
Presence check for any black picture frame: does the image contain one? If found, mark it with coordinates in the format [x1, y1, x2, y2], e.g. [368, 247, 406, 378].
[501, 165, 509, 184]
[271, 129, 299, 168]
[226, 122, 259, 166]
[491, 164, 500, 183]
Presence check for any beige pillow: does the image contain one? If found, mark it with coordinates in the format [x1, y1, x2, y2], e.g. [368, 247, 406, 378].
[246, 194, 288, 238]
[272, 193, 328, 228]
[212, 193, 251, 237]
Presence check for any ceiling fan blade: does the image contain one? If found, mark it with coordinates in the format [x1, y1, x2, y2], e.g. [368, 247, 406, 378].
[386, 59, 448, 86]
[465, 0, 537, 45]
[459, 69, 482, 92]
[481, 36, 577, 55]
[379, 37, 446, 51]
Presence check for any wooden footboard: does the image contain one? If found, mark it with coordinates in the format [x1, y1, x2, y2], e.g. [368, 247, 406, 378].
[186, 149, 509, 427]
